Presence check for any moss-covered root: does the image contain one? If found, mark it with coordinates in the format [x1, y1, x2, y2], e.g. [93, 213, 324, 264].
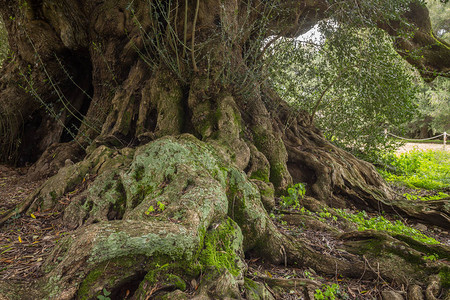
[226, 167, 287, 263]
[2, 220, 203, 300]
[0, 135, 263, 299]
[0, 145, 133, 227]
[31, 219, 247, 299]
[341, 230, 450, 295]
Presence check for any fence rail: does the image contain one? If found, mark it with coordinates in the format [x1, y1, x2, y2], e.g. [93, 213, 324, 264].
[384, 130, 447, 150]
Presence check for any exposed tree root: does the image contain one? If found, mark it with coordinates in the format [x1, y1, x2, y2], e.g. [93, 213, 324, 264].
[0, 135, 449, 299]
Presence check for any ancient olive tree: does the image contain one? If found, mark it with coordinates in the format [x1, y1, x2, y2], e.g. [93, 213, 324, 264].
[0, 0, 449, 299]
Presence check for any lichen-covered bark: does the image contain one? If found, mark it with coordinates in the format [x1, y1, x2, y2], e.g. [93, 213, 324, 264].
[0, 135, 283, 299]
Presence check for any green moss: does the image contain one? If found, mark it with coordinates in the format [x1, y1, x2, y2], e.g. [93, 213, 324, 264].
[244, 278, 273, 300]
[244, 277, 259, 290]
[133, 262, 192, 299]
[260, 185, 274, 197]
[77, 268, 104, 300]
[270, 162, 288, 190]
[253, 130, 268, 148]
[119, 106, 133, 135]
[166, 274, 187, 290]
[133, 164, 145, 181]
[439, 266, 450, 288]
[249, 168, 270, 183]
[110, 181, 126, 218]
[49, 191, 57, 201]
[76, 256, 151, 299]
[199, 218, 242, 276]
[393, 234, 450, 260]
[345, 233, 386, 256]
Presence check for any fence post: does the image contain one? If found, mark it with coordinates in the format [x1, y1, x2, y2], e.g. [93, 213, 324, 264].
[444, 132, 447, 151]
[384, 129, 387, 139]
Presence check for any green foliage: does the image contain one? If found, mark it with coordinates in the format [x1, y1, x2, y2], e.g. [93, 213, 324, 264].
[269, 25, 417, 161]
[423, 254, 439, 261]
[440, 267, 450, 288]
[335, 209, 440, 245]
[317, 207, 338, 222]
[403, 191, 449, 201]
[145, 200, 166, 216]
[97, 289, 111, 300]
[403, 0, 450, 136]
[314, 283, 347, 300]
[280, 183, 306, 210]
[409, 76, 450, 134]
[379, 150, 450, 189]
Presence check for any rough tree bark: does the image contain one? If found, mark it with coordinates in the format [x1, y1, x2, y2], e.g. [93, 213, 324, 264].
[0, 0, 449, 299]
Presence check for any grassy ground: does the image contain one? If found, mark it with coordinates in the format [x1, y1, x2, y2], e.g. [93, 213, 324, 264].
[379, 149, 450, 191]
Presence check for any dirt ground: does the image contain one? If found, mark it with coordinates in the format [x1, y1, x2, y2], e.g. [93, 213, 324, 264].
[397, 142, 448, 154]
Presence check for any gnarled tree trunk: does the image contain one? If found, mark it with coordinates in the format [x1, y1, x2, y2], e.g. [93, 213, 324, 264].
[0, 0, 449, 299]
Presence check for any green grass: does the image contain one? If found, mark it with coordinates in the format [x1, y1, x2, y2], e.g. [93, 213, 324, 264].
[378, 150, 450, 190]
[335, 209, 439, 245]
[403, 191, 449, 201]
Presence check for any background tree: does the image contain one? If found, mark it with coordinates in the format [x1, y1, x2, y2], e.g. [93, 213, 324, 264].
[269, 26, 419, 160]
[402, 1, 450, 138]
[0, 0, 449, 299]
[407, 76, 450, 136]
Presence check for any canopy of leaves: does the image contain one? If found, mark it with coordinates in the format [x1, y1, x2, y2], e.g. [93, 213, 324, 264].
[268, 25, 418, 160]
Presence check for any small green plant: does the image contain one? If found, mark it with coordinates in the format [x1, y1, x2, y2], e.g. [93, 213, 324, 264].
[97, 288, 111, 300]
[157, 201, 166, 211]
[269, 212, 287, 225]
[314, 283, 346, 300]
[403, 193, 419, 201]
[423, 254, 439, 261]
[145, 206, 155, 215]
[145, 201, 166, 215]
[281, 183, 306, 210]
[318, 207, 337, 221]
[335, 209, 440, 245]
[303, 270, 315, 280]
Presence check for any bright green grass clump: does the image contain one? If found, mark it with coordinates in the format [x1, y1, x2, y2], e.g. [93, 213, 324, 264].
[335, 209, 440, 245]
[403, 191, 450, 201]
[379, 149, 450, 190]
